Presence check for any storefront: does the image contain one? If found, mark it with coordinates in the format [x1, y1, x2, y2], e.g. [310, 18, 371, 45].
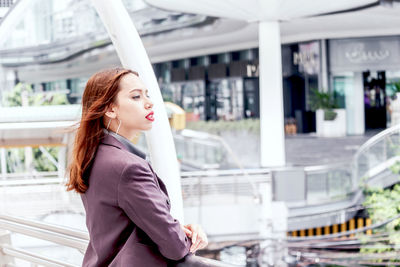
[155, 43, 321, 134]
[156, 49, 260, 122]
[329, 36, 400, 134]
[282, 40, 320, 133]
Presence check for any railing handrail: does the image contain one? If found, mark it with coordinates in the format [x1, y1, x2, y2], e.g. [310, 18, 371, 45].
[181, 168, 271, 177]
[0, 214, 232, 267]
[0, 215, 88, 251]
[354, 124, 400, 160]
[0, 214, 88, 240]
[0, 171, 59, 178]
[1, 244, 79, 267]
[0, 177, 62, 187]
[350, 124, 400, 191]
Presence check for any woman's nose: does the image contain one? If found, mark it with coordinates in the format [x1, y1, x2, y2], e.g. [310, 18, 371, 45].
[145, 101, 153, 109]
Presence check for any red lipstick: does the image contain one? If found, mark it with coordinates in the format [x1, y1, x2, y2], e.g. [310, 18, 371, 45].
[145, 111, 154, 121]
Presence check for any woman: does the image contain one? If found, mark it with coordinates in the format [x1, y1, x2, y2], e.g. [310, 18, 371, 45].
[67, 68, 208, 266]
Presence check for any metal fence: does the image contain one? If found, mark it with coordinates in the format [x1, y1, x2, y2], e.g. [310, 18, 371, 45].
[181, 169, 271, 207]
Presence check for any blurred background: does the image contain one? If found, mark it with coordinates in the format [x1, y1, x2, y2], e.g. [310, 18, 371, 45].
[1, 0, 400, 266]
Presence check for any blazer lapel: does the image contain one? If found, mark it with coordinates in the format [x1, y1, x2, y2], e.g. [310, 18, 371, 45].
[100, 134, 125, 150]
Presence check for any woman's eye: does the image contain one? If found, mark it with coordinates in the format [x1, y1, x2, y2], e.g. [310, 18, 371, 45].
[146, 94, 150, 98]
[132, 95, 140, 99]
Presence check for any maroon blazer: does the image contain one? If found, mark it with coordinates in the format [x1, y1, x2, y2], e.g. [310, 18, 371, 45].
[81, 133, 191, 266]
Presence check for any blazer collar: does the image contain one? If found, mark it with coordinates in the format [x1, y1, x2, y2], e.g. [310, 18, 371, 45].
[101, 129, 147, 160]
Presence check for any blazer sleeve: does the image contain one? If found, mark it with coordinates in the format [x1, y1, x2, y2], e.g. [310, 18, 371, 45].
[117, 162, 191, 261]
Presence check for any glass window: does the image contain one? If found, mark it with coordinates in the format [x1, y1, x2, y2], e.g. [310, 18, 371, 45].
[164, 81, 206, 121]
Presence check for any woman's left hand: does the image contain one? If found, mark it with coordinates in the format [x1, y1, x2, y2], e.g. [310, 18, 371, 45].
[182, 224, 208, 253]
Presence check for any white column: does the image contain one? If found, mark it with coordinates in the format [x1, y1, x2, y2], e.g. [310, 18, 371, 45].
[0, 0, 33, 47]
[91, 0, 185, 222]
[259, 21, 286, 167]
[346, 72, 365, 135]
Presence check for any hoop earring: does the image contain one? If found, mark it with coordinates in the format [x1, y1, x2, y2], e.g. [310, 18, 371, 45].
[106, 118, 112, 130]
[116, 119, 122, 135]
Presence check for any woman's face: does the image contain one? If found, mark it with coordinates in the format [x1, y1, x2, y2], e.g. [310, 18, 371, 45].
[107, 73, 154, 139]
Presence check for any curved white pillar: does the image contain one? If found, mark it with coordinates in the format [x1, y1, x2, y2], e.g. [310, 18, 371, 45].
[91, 0, 185, 222]
[259, 21, 286, 167]
[0, 0, 33, 47]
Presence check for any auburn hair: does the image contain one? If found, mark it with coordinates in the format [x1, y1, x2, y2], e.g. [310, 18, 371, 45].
[66, 67, 138, 193]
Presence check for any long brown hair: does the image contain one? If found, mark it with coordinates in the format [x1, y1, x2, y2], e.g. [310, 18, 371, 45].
[67, 67, 138, 193]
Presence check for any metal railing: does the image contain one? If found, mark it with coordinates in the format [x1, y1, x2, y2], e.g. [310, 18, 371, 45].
[0, 214, 233, 267]
[0, 214, 87, 266]
[181, 169, 271, 207]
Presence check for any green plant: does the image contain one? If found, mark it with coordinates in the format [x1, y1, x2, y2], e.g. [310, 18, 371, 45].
[310, 88, 339, 121]
[3, 83, 33, 107]
[360, 185, 400, 260]
[359, 160, 400, 264]
[391, 81, 400, 95]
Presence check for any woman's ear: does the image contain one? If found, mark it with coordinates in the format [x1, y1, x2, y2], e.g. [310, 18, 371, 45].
[105, 105, 117, 119]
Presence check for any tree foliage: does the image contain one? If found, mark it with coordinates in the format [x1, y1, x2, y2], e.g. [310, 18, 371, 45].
[2, 83, 69, 173]
[360, 165, 400, 261]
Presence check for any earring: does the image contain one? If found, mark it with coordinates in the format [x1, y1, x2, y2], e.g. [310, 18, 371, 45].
[116, 119, 122, 135]
[106, 118, 112, 130]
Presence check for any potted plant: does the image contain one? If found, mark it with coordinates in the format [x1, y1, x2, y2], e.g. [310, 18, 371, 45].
[389, 81, 400, 126]
[310, 88, 346, 137]
[391, 81, 400, 98]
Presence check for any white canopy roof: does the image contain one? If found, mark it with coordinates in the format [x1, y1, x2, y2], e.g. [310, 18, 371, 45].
[145, 0, 378, 21]
[0, 105, 80, 147]
[2, 1, 400, 82]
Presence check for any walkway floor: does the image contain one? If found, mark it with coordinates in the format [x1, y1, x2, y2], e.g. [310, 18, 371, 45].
[285, 130, 381, 166]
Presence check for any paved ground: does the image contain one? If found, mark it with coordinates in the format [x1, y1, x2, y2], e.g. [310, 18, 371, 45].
[219, 129, 384, 169]
[285, 130, 381, 166]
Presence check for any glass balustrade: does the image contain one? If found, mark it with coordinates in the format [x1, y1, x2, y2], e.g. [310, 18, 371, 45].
[305, 164, 353, 205]
[354, 125, 400, 187]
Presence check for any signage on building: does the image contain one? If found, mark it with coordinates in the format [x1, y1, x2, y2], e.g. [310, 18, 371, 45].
[329, 36, 400, 72]
[345, 44, 390, 63]
[246, 63, 259, 77]
[293, 41, 320, 75]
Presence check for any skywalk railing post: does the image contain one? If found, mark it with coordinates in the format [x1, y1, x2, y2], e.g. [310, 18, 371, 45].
[1, 148, 6, 180]
[258, 181, 288, 266]
[0, 230, 14, 265]
[90, 0, 185, 221]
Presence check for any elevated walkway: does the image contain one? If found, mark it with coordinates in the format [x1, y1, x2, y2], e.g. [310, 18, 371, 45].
[0, 105, 79, 147]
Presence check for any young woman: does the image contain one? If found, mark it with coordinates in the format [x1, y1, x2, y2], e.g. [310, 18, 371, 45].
[67, 68, 208, 266]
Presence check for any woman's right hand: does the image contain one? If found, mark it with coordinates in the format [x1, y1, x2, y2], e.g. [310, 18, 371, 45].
[181, 224, 208, 253]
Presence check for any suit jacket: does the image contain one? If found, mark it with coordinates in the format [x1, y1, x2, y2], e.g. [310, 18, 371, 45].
[81, 132, 191, 267]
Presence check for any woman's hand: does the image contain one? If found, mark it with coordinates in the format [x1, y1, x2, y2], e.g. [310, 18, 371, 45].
[181, 224, 208, 253]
